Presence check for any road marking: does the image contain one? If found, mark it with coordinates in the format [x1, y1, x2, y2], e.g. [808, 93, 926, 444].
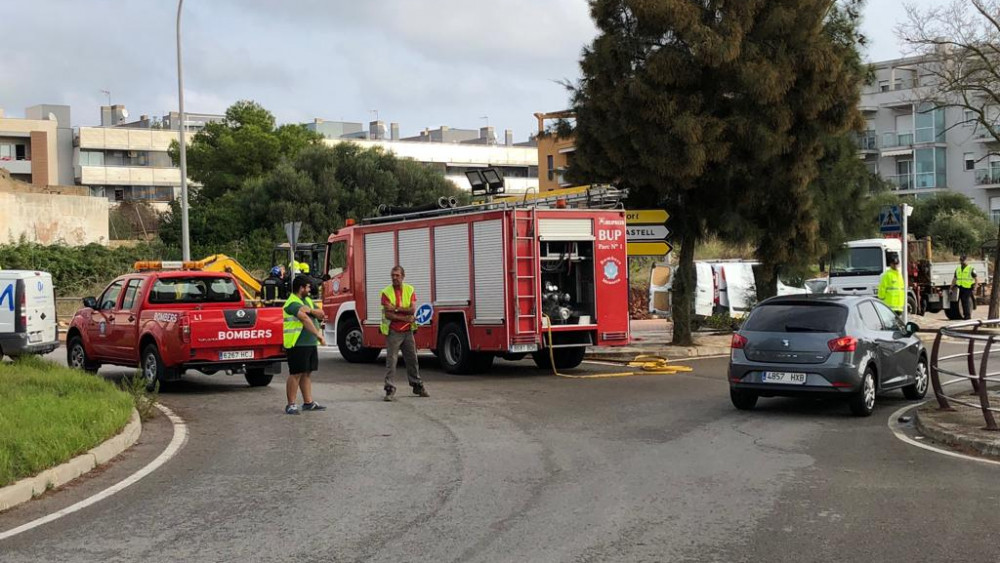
[887, 402, 1000, 468]
[0, 403, 188, 542]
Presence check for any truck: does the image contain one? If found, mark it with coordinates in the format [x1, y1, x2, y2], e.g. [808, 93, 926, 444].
[66, 265, 286, 390]
[826, 237, 989, 318]
[319, 190, 631, 374]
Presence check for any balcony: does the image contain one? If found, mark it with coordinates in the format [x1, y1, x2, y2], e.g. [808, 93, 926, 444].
[0, 158, 32, 175]
[76, 165, 182, 186]
[880, 132, 915, 157]
[887, 174, 914, 191]
[974, 131, 1000, 144]
[975, 168, 1000, 187]
[854, 131, 878, 152]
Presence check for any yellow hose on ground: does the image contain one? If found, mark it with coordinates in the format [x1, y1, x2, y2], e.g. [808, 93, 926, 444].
[542, 315, 693, 379]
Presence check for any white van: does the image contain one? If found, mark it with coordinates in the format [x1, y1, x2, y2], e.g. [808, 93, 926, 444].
[650, 261, 808, 318]
[0, 271, 59, 358]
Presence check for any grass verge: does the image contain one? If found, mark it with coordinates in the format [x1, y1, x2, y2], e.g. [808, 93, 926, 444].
[0, 356, 133, 488]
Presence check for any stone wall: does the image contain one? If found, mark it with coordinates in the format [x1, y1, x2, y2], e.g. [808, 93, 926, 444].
[0, 191, 109, 245]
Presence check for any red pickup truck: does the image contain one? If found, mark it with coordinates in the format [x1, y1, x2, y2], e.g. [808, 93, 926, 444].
[66, 269, 286, 390]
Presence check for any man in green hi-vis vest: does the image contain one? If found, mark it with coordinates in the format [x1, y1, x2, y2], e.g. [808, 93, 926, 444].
[282, 276, 326, 415]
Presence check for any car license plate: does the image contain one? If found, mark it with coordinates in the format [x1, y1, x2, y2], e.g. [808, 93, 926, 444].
[220, 350, 254, 361]
[510, 343, 538, 354]
[762, 371, 807, 385]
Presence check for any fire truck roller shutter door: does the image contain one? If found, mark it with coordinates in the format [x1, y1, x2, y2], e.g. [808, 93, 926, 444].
[365, 232, 396, 322]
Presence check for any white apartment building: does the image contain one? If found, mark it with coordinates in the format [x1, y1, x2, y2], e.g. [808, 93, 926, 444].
[860, 55, 1000, 221]
[310, 119, 540, 194]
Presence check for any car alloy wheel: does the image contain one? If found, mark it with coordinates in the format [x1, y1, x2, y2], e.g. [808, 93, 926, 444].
[70, 344, 86, 369]
[144, 351, 159, 386]
[863, 372, 875, 412]
[915, 361, 928, 395]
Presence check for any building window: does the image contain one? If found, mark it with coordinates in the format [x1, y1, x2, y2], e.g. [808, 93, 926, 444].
[80, 150, 105, 166]
[992, 197, 1000, 224]
[966, 153, 976, 171]
[546, 155, 554, 181]
[915, 103, 945, 144]
[879, 80, 890, 92]
[965, 109, 976, 126]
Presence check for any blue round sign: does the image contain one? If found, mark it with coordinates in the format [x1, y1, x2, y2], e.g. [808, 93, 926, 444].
[415, 303, 433, 326]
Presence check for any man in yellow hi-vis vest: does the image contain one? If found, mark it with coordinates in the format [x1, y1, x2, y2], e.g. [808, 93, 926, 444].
[952, 254, 978, 320]
[282, 276, 326, 415]
[877, 253, 906, 315]
[381, 266, 428, 401]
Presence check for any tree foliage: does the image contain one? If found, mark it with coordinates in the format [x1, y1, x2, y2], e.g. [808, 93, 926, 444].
[169, 100, 322, 201]
[161, 143, 463, 259]
[928, 210, 994, 256]
[567, 0, 868, 344]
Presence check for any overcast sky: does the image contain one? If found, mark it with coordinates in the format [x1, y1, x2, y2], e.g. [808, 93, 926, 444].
[1, 0, 940, 141]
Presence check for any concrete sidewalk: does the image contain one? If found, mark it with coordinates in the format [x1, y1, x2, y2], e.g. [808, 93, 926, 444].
[916, 401, 1000, 459]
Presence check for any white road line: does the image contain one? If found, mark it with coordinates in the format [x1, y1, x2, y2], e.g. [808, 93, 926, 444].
[887, 402, 1000, 468]
[0, 403, 188, 542]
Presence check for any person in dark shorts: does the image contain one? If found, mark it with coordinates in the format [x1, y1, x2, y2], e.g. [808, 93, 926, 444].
[282, 276, 326, 415]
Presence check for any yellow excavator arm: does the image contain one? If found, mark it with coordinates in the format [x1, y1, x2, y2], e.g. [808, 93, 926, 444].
[188, 254, 263, 302]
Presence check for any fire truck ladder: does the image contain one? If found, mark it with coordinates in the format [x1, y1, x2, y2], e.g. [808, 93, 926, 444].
[361, 185, 626, 225]
[512, 206, 540, 342]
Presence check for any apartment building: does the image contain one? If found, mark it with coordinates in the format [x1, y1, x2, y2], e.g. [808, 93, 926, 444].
[859, 54, 1000, 221]
[534, 111, 575, 192]
[0, 104, 74, 187]
[309, 118, 539, 194]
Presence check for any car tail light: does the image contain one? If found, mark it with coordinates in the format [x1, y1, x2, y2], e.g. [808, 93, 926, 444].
[731, 333, 748, 349]
[18, 289, 27, 331]
[179, 314, 191, 343]
[713, 270, 719, 305]
[828, 336, 856, 352]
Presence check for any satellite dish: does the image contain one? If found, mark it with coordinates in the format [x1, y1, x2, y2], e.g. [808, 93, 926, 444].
[121, 108, 130, 119]
[47, 112, 56, 122]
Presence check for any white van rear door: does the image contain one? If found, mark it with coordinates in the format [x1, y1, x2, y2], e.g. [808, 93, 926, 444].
[694, 263, 714, 317]
[0, 277, 14, 334]
[648, 263, 672, 315]
[25, 273, 57, 344]
[722, 263, 756, 318]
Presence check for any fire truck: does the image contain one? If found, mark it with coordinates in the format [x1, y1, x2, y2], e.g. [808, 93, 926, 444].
[320, 187, 632, 374]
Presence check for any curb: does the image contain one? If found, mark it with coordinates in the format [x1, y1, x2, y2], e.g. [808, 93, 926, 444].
[914, 406, 1000, 459]
[0, 408, 141, 513]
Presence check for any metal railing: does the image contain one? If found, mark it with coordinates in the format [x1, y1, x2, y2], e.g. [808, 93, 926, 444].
[929, 320, 1000, 431]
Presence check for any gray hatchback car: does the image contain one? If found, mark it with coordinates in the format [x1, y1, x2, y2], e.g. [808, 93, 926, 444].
[728, 295, 928, 416]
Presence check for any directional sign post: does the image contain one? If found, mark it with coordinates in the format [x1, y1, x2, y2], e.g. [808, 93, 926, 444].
[625, 209, 672, 257]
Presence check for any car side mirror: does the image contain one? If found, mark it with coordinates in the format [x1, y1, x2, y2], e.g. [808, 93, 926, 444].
[83, 297, 98, 309]
[905, 322, 919, 336]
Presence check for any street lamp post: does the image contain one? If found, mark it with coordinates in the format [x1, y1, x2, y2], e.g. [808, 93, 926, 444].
[176, 0, 191, 261]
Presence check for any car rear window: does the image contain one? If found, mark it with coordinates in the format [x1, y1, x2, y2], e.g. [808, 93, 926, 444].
[742, 304, 847, 333]
[148, 277, 241, 304]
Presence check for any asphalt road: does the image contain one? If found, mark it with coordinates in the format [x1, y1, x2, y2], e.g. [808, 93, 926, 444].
[2, 346, 999, 563]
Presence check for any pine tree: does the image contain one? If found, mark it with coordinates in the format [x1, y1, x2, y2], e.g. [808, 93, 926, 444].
[568, 0, 867, 343]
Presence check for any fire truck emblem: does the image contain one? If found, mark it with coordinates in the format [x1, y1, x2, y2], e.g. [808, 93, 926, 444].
[601, 257, 622, 284]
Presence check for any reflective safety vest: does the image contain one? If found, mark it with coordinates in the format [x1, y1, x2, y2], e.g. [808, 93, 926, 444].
[283, 293, 316, 348]
[877, 268, 906, 313]
[380, 284, 416, 335]
[955, 264, 975, 289]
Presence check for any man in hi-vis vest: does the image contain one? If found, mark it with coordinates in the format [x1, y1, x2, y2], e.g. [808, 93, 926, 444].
[381, 266, 429, 401]
[282, 276, 326, 415]
[952, 254, 978, 321]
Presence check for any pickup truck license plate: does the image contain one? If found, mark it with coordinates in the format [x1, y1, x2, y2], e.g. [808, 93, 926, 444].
[220, 350, 254, 361]
[762, 371, 807, 385]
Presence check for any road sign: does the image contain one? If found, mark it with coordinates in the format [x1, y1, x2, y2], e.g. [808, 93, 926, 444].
[284, 221, 302, 246]
[625, 209, 669, 225]
[626, 225, 670, 240]
[415, 303, 433, 326]
[879, 206, 901, 233]
[627, 241, 673, 256]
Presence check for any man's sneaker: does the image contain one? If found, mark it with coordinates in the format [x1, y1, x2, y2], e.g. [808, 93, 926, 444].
[413, 386, 430, 398]
[285, 404, 300, 415]
[301, 402, 327, 412]
[384, 386, 397, 402]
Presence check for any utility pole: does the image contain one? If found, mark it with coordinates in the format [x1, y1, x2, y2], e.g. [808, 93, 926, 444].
[176, 0, 190, 261]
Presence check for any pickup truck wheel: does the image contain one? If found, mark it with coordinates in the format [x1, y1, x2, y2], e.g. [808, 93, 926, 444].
[438, 322, 476, 374]
[141, 344, 171, 392]
[338, 317, 380, 363]
[67, 336, 99, 374]
[245, 368, 273, 387]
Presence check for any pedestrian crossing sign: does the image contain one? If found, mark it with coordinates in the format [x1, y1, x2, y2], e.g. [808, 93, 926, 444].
[879, 205, 902, 233]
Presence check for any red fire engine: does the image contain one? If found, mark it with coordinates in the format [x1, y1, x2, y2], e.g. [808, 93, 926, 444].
[320, 187, 631, 374]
